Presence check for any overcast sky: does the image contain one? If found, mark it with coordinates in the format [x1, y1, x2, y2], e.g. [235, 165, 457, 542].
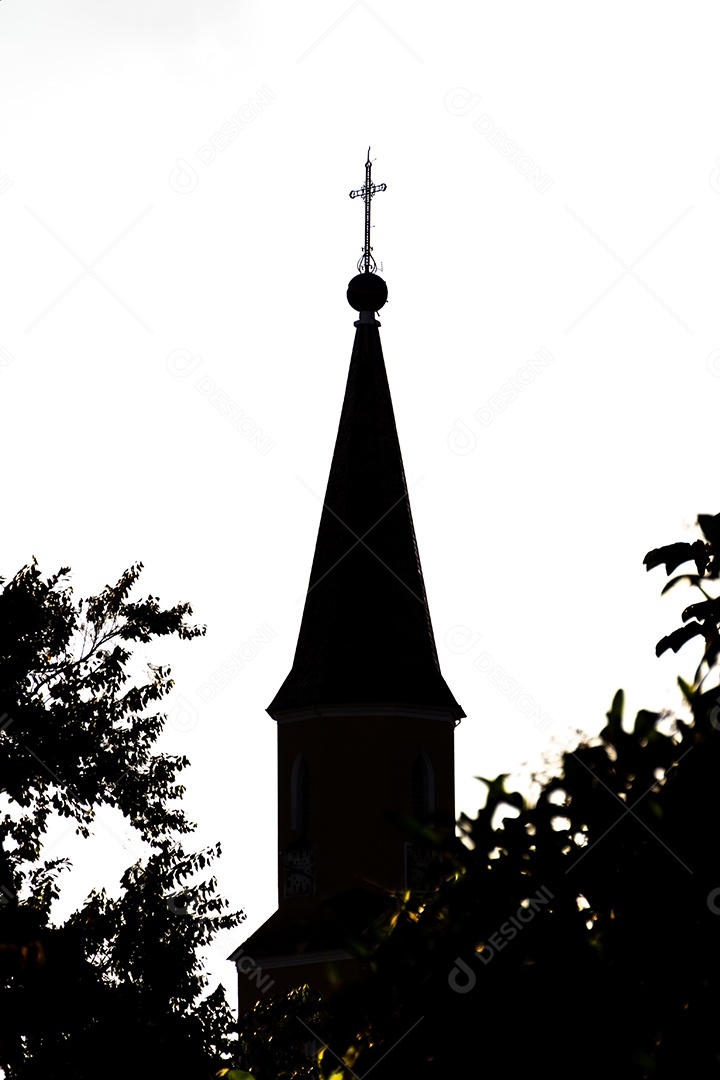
[1, 1, 719, 1005]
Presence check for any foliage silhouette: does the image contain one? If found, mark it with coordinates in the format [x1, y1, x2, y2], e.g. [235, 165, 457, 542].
[233, 513, 720, 1079]
[0, 559, 242, 1078]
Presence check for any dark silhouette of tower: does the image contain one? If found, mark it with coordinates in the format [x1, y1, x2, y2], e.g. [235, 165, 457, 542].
[231, 151, 464, 1014]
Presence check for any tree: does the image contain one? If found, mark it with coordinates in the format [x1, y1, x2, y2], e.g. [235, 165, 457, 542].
[233, 512, 720, 1079]
[0, 559, 242, 1078]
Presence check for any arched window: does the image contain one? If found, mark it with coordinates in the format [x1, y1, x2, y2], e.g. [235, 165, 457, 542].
[290, 754, 310, 836]
[411, 751, 435, 820]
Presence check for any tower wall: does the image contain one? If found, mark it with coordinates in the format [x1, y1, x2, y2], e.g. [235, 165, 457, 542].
[277, 714, 455, 906]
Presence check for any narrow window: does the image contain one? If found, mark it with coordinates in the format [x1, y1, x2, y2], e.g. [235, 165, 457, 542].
[411, 751, 435, 820]
[290, 754, 310, 836]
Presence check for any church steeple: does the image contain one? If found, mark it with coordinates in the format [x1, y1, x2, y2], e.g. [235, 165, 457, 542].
[268, 150, 463, 724]
[234, 153, 463, 1015]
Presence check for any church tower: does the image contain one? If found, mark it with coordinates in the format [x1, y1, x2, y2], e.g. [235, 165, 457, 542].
[232, 151, 464, 1013]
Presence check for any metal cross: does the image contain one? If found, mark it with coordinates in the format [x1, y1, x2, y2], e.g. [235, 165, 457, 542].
[349, 147, 386, 274]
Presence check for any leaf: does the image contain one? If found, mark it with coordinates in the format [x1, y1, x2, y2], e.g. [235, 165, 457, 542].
[655, 622, 706, 657]
[691, 539, 712, 576]
[681, 597, 720, 624]
[677, 675, 696, 703]
[602, 689, 624, 741]
[644, 542, 698, 575]
[644, 540, 709, 577]
[698, 513, 720, 547]
[475, 774, 525, 814]
[633, 709, 661, 740]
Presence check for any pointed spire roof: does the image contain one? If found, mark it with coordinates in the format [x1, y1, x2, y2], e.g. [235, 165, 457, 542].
[268, 150, 463, 723]
[268, 313, 463, 722]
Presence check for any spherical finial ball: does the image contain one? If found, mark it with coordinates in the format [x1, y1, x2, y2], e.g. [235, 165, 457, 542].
[347, 273, 388, 312]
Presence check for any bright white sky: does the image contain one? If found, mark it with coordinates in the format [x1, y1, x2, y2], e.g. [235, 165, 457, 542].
[1, 0, 718, 1007]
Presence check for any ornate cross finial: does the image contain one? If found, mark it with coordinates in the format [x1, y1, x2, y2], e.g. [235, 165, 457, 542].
[349, 147, 386, 274]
